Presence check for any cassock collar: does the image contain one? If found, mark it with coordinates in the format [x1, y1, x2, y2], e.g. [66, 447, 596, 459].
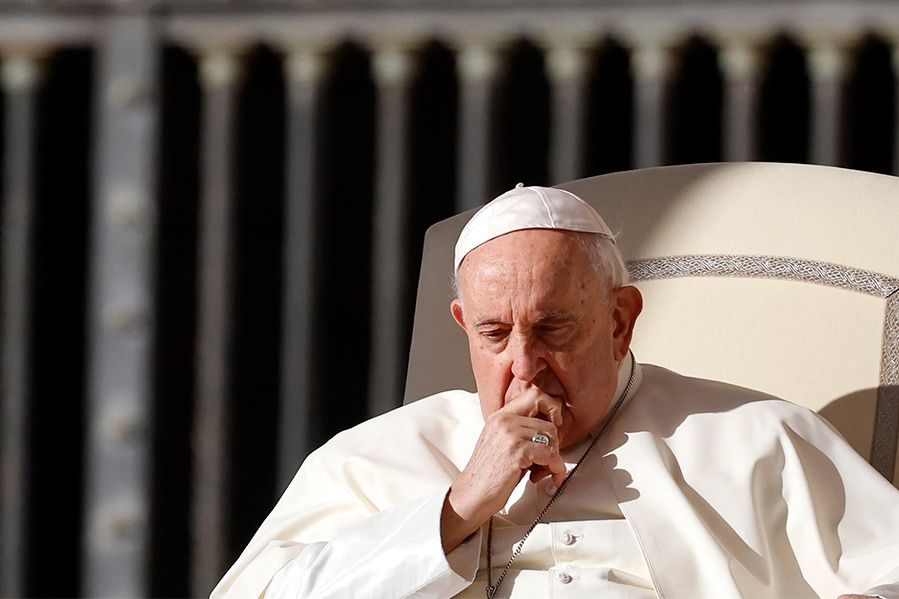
[614, 350, 642, 414]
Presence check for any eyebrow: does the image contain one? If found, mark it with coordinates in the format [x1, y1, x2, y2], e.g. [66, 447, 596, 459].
[535, 311, 576, 324]
[472, 311, 578, 328]
[473, 317, 508, 328]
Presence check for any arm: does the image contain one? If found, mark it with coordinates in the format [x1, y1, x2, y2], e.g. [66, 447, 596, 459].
[781, 410, 899, 599]
[263, 490, 481, 599]
[210, 444, 481, 599]
[211, 392, 489, 599]
[439, 389, 568, 553]
[212, 389, 566, 599]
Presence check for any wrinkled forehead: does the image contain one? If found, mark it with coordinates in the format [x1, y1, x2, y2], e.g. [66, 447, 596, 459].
[458, 229, 596, 291]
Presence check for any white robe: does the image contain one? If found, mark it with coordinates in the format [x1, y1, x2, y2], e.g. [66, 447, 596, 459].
[211, 362, 899, 598]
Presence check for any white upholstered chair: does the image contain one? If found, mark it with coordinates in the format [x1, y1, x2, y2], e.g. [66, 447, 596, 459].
[404, 162, 899, 486]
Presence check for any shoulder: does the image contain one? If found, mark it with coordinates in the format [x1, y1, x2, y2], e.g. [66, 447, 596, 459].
[632, 363, 832, 442]
[639, 363, 813, 414]
[326, 389, 481, 451]
[624, 364, 872, 488]
[304, 390, 483, 486]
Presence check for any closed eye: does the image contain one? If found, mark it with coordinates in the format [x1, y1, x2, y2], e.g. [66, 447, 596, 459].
[537, 323, 575, 345]
[479, 329, 509, 341]
[538, 324, 566, 333]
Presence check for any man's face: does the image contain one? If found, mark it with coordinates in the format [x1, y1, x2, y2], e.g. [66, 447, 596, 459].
[451, 229, 641, 449]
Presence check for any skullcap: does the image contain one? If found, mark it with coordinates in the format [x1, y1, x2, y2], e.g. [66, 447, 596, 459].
[454, 184, 615, 273]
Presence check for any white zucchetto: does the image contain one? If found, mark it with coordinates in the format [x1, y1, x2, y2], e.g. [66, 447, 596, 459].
[454, 184, 615, 273]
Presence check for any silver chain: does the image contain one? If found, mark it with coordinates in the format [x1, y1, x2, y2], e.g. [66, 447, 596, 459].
[485, 352, 637, 599]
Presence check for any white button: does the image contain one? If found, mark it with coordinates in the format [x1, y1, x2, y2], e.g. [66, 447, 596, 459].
[560, 532, 576, 545]
[545, 484, 558, 496]
[557, 572, 572, 584]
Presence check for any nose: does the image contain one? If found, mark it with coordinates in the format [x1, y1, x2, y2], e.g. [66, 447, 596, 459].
[509, 334, 546, 383]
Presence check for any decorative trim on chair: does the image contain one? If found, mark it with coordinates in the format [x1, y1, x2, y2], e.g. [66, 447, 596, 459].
[627, 255, 899, 298]
[627, 254, 899, 482]
[873, 295, 899, 481]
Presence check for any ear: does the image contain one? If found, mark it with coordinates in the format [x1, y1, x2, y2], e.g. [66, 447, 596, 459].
[611, 286, 642, 361]
[450, 299, 466, 330]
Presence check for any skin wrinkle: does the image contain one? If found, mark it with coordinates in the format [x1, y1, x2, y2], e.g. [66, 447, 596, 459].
[451, 230, 628, 301]
[439, 228, 643, 556]
[471, 317, 577, 331]
[454, 229, 638, 449]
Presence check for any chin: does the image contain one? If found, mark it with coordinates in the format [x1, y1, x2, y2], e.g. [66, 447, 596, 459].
[559, 433, 580, 450]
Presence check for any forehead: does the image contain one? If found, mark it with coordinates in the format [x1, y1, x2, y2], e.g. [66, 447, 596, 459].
[458, 229, 601, 308]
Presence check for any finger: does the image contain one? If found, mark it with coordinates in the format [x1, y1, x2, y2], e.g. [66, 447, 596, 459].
[522, 421, 558, 442]
[525, 435, 565, 475]
[528, 463, 568, 486]
[551, 469, 566, 487]
[484, 412, 562, 475]
[529, 465, 550, 483]
[521, 426, 562, 469]
[503, 390, 565, 428]
[532, 394, 564, 428]
[503, 414, 559, 445]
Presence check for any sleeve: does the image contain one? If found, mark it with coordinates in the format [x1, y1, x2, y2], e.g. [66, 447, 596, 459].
[262, 489, 481, 599]
[210, 419, 482, 599]
[864, 555, 899, 598]
[779, 409, 899, 597]
[865, 585, 899, 599]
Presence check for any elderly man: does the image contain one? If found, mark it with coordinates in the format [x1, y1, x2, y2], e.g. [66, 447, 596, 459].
[212, 186, 899, 598]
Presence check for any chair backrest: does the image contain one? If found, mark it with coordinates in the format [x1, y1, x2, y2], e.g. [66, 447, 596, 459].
[404, 163, 899, 485]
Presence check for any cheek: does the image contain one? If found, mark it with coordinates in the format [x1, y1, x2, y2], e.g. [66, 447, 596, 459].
[469, 347, 509, 412]
[554, 343, 616, 401]
[468, 342, 494, 380]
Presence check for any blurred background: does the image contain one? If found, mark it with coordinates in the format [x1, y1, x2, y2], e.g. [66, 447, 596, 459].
[0, 0, 896, 597]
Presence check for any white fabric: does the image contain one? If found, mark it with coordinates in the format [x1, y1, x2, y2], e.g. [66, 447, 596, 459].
[455, 519, 654, 599]
[211, 363, 899, 599]
[453, 185, 614, 273]
[458, 354, 654, 597]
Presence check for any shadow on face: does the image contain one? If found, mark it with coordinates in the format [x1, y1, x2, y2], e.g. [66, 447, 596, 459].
[450, 229, 642, 447]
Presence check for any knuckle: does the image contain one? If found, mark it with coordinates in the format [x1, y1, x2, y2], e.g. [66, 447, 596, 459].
[487, 412, 513, 432]
[518, 450, 533, 468]
[487, 410, 507, 424]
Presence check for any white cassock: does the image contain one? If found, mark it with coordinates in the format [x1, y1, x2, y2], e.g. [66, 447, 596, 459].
[211, 355, 899, 598]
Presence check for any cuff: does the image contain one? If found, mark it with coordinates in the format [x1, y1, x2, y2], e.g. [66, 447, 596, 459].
[445, 525, 482, 581]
